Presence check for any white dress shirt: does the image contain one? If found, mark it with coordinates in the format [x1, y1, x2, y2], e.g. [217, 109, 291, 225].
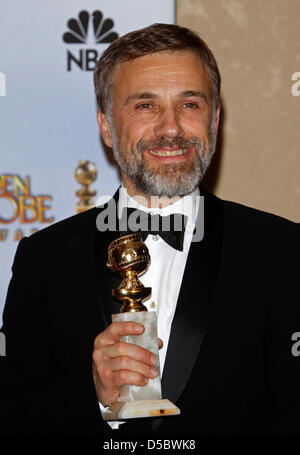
[100, 185, 200, 429]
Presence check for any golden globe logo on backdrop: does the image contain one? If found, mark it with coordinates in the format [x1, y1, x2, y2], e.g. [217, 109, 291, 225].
[63, 10, 119, 71]
[0, 174, 54, 242]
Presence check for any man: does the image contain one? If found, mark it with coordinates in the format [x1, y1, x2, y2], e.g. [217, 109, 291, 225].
[0, 23, 299, 435]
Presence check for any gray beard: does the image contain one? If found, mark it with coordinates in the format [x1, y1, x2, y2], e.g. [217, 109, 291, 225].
[110, 128, 217, 198]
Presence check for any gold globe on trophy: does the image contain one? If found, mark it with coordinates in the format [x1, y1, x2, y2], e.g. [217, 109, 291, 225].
[75, 160, 97, 213]
[107, 233, 151, 313]
[104, 233, 180, 421]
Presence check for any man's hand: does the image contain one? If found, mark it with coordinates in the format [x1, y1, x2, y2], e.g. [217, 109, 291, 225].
[92, 321, 162, 406]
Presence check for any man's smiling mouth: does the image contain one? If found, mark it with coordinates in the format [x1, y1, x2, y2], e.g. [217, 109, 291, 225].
[149, 148, 188, 157]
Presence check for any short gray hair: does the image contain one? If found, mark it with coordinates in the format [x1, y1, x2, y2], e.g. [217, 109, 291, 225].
[93, 23, 221, 115]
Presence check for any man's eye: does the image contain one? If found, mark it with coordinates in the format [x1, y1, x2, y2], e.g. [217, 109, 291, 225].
[183, 102, 199, 109]
[137, 103, 153, 110]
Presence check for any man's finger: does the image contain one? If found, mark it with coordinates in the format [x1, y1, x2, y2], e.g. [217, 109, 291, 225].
[111, 370, 149, 388]
[158, 338, 163, 350]
[108, 356, 158, 379]
[94, 321, 144, 346]
[103, 341, 157, 366]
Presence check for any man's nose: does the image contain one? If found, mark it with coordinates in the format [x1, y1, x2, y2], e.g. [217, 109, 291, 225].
[154, 108, 184, 138]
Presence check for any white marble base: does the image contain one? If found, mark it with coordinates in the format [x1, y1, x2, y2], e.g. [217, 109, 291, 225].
[103, 399, 180, 421]
[112, 311, 162, 402]
[109, 311, 180, 420]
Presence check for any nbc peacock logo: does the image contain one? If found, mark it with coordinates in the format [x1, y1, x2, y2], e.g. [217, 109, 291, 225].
[63, 10, 119, 72]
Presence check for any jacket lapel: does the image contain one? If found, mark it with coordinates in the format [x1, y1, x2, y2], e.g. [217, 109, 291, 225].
[50, 206, 108, 364]
[94, 223, 122, 327]
[161, 188, 224, 404]
[92, 190, 124, 326]
[52, 190, 122, 347]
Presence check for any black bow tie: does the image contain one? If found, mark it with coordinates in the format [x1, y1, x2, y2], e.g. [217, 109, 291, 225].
[118, 207, 187, 251]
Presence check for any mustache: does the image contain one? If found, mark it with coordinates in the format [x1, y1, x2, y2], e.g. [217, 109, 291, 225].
[136, 136, 202, 152]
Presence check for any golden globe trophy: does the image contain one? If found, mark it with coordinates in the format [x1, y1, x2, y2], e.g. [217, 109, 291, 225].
[74, 160, 97, 213]
[104, 232, 180, 420]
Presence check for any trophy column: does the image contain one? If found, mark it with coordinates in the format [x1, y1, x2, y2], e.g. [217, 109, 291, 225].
[112, 311, 162, 403]
[104, 233, 180, 420]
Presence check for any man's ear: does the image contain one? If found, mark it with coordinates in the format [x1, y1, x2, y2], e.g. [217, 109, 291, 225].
[213, 105, 221, 136]
[97, 110, 113, 148]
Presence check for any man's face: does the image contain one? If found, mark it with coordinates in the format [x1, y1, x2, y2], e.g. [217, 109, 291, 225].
[98, 50, 220, 198]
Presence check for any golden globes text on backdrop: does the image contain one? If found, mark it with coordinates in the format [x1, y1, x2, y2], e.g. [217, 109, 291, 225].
[0, 174, 53, 242]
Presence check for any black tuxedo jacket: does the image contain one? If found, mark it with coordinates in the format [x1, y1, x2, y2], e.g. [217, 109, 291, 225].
[0, 188, 299, 435]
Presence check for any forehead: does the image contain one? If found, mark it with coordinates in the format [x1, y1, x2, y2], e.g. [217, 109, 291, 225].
[112, 51, 213, 99]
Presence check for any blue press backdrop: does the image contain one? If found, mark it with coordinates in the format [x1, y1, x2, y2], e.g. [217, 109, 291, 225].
[0, 0, 175, 325]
